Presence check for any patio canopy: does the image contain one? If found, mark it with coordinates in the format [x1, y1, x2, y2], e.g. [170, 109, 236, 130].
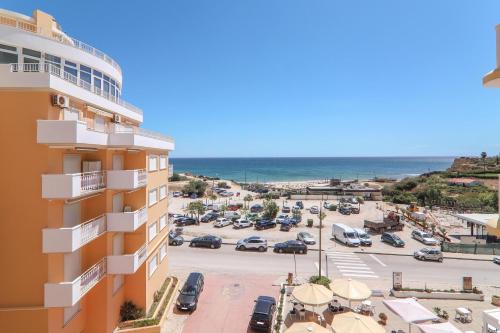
[329, 279, 372, 301]
[285, 322, 331, 333]
[291, 283, 333, 306]
[331, 312, 385, 333]
[484, 309, 500, 330]
[417, 322, 463, 333]
[383, 298, 438, 323]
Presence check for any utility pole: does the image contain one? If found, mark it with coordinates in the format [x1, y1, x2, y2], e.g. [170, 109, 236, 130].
[319, 194, 324, 278]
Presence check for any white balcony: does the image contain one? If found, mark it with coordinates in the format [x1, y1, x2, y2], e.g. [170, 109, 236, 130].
[107, 169, 147, 190]
[37, 120, 108, 147]
[109, 124, 175, 151]
[42, 215, 106, 253]
[107, 244, 147, 275]
[42, 171, 106, 199]
[44, 258, 106, 308]
[107, 206, 147, 232]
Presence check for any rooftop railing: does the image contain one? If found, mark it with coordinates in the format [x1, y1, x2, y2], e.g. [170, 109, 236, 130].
[9, 63, 142, 116]
[0, 12, 121, 73]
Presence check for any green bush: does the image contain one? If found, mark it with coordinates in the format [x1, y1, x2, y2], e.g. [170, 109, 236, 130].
[120, 300, 144, 322]
[328, 204, 337, 211]
[309, 275, 331, 289]
[182, 180, 208, 197]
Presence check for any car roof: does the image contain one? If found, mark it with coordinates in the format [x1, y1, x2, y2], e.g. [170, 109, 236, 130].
[254, 297, 275, 313]
[186, 272, 203, 284]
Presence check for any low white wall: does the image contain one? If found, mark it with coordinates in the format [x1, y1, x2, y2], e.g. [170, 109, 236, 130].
[391, 289, 484, 301]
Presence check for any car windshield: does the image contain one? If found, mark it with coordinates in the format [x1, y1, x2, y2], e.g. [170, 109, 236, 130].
[359, 234, 368, 239]
[302, 233, 312, 238]
[392, 235, 401, 240]
[345, 232, 356, 238]
[181, 287, 197, 296]
[422, 233, 433, 238]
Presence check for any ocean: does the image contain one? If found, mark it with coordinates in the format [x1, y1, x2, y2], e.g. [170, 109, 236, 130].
[169, 157, 455, 183]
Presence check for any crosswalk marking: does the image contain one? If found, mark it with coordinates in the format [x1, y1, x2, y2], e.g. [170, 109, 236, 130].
[326, 250, 379, 279]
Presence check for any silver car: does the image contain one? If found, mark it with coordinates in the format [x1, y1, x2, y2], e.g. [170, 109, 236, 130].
[494, 256, 500, 264]
[414, 248, 443, 262]
[411, 229, 438, 246]
[236, 236, 267, 252]
[297, 232, 316, 245]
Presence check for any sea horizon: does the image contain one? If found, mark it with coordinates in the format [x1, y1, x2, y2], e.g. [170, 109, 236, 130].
[170, 156, 456, 183]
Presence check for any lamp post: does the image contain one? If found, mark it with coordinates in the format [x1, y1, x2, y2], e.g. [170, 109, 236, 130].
[318, 194, 324, 278]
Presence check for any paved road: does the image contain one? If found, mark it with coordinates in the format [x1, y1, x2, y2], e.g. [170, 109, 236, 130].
[168, 244, 500, 289]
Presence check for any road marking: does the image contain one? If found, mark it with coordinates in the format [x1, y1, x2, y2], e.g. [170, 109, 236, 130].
[333, 262, 367, 267]
[337, 266, 371, 270]
[326, 252, 379, 279]
[342, 273, 379, 278]
[369, 254, 387, 267]
[314, 262, 325, 276]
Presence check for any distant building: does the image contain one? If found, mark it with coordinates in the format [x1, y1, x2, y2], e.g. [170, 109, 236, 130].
[447, 178, 482, 187]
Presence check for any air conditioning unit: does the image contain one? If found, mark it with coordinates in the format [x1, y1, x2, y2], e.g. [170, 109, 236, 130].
[113, 114, 122, 123]
[52, 94, 69, 108]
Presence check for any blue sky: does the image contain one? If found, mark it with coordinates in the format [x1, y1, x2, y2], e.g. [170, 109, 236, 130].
[6, 0, 500, 157]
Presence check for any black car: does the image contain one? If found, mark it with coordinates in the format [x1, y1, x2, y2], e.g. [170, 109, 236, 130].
[280, 220, 292, 232]
[200, 212, 218, 223]
[249, 296, 276, 332]
[381, 232, 405, 247]
[176, 217, 197, 226]
[251, 204, 264, 213]
[176, 272, 204, 311]
[189, 235, 222, 249]
[168, 231, 184, 246]
[274, 240, 307, 254]
[255, 219, 277, 230]
[295, 201, 304, 209]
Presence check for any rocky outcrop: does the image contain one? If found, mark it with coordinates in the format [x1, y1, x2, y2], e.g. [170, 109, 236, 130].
[448, 157, 499, 172]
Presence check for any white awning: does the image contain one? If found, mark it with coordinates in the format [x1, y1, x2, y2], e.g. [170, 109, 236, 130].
[454, 213, 498, 227]
[383, 298, 438, 323]
[86, 105, 113, 118]
[417, 322, 463, 333]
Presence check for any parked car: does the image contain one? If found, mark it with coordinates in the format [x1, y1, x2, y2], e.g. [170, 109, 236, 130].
[173, 215, 187, 223]
[176, 217, 197, 226]
[251, 204, 264, 213]
[200, 212, 218, 223]
[339, 205, 351, 215]
[309, 206, 319, 214]
[297, 232, 316, 245]
[233, 219, 253, 229]
[172, 191, 182, 197]
[276, 214, 289, 224]
[176, 272, 204, 311]
[282, 205, 291, 213]
[332, 223, 360, 247]
[323, 201, 332, 209]
[353, 228, 372, 246]
[494, 256, 500, 264]
[227, 204, 241, 211]
[280, 220, 292, 232]
[350, 205, 360, 214]
[414, 248, 443, 262]
[411, 229, 438, 246]
[247, 212, 260, 221]
[214, 217, 232, 228]
[168, 230, 184, 246]
[274, 240, 308, 254]
[295, 201, 304, 209]
[249, 296, 276, 332]
[236, 236, 268, 252]
[289, 217, 300, 225]
[224, 211, 241, 221]
[381, 232, 405, 247]
[189, 235, 222, 248]
[255, 219, 277, 230]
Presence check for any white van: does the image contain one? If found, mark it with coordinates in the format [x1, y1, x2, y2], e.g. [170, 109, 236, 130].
[353, 228, 372, 246]
[332, 223, 360, 247]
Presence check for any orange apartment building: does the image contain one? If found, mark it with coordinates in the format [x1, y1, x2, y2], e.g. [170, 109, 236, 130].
[0, 9, 174, 333]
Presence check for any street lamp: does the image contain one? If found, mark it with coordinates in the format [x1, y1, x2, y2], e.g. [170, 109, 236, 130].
[318, 194, 324, 278]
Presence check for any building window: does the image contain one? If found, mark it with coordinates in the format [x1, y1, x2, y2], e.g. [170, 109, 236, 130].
[0, 43, 18, 64]
[148, 189, 157, 206]
[159, 155, 167, 170]
[148, 155, 158, 172]
[45, 54, 61, 67]
[148, 255, 158, 278]
[80, 64, 91, 84]
[160, 243, 167, 261]
[159, 214, 167, 231]
[148, 222, 158, 242]
[159, 185, 167, 200]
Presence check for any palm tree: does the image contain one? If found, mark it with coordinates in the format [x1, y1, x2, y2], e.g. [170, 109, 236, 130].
[209, 193, 217, 205]
[243, 194, 253, 209]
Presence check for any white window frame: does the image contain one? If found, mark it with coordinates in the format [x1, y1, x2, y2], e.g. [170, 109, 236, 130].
[159, 185, 167, 200]
[159, 214, 167, 231]
[148, 222, 158, 242]
[148, 255, 158, 278]
[159, 155, 167, 170]
[160, 242, 167, 261]
[148, 155, 158, 172]
[148, 188, 158, 207]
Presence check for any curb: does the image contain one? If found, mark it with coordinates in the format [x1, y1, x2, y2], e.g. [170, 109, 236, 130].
[352, 250, 493, 262]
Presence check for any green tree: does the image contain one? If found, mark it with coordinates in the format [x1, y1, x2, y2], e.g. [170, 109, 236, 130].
[209, 193, 217, 205]
[182, 180, 208, 197]
[217, 181, 227, 188]
[243, 194, 253, 209]
[186, 201, 206, 223]
[262, 199, 279, 220]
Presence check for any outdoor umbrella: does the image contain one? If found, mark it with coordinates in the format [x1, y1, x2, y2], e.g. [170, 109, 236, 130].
[285, 322, 331, 333]
[329, 278, 372, 307]
[416, 322, 463, 333]
[291, 283, 333, 306]
[383, 298, 438, 333]
[487, 216, 500, 236]
[331, 312, 385, 333]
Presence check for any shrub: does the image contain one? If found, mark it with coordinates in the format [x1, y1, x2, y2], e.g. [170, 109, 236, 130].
[307, 219, 313, 227]
[169, 173, 186, 182]
[328, 204, 337, 211]
[217, 181, 227, 188]
[309, 275, 331, 289]
[120, 300, 144, 322]
[262, 199, 279, 219]
[378, 312, 388, 325]
[357, 196, 365, 204]
[182, 180, 208, 197]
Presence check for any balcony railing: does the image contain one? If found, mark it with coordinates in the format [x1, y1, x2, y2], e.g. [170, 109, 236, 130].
[42, 215, 106, 253]
[107, 169, 147, 190]
[106, 206, 147, 232]
[137, 169, 147, 186]
[107, 244, 148, 274]
[111, 123, 174, 143]
[44, 258, 107, 307]
[81, 171, 106, 193]
[0, 12, 121, 73]
[9, 63, 142, 116]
